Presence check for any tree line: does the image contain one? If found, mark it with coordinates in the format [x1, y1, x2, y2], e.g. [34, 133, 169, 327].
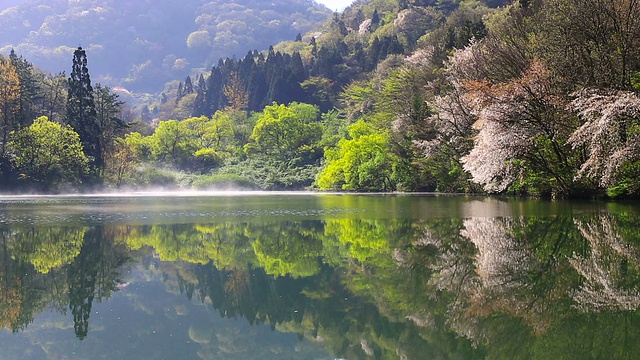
[0, 47, 129, 192]
[1, 0, 639, 197]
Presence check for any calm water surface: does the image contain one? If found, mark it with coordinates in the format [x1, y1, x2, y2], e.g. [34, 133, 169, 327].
[0, 192, 639, 359]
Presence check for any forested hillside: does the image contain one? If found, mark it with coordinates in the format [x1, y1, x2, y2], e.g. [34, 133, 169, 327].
[1, 0, 639, 197]
[0, 0, 331, 91]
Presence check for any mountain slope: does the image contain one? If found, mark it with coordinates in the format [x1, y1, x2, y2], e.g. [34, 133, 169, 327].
[0, 0, 331, 91]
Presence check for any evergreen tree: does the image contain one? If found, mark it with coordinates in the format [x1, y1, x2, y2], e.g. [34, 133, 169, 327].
[141, 106, 151, 122]
[351, 9, 365, 30]
[67, 47, 101, 177]
[372, 9, 380, 27]
[290, 52, 307, 81]
[184, 75, 194, 94]
[175, 81, 184, 105]
[310, 37, 318, 57]
[193, 74, 208, 117]
[205, 67, 224, 116]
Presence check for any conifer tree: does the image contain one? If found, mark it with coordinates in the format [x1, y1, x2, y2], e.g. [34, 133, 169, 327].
[175, 81, 184, 105]
[372, 9, 380, 28]
[193, 74, 208, 116]
[184, 75, 194, 94]
[67, 47, 100, 176]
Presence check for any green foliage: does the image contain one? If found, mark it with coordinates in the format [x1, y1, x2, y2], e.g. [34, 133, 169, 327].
[149, 119, 197, 166]
[606, 161, 640, 198]
[124, 166, 179, 188]
[632, 72, 640, 91]
[191, 173, 258, 190]
[247, 102, 322, 161]
[8, 116, 88, 190]
[184, 113, 234, 154]
[11, 227, 86, 274]
[213, 155, 321, 190]
[316, 120, 403, 191]
[193, 148, 223, 170]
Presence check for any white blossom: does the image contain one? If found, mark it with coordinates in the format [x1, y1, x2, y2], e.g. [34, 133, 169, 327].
[570, 215, 640, 311]
[568, 88, 640, 186]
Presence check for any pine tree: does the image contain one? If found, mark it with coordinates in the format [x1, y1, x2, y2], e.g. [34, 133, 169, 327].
[67, 47, 100, 176]
[184, 76, 194, 94]
[175, 81, 184, 105]
[193, 74, 208, 116]
[310, 37, 318, 57]
[372, 9, 380, 27]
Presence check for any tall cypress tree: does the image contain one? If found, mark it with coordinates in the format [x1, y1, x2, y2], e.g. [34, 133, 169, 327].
[67, 47, 100, 178]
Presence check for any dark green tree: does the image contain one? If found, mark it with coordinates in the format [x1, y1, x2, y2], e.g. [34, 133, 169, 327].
[67, 47, 100, 179]
[184, 75, 194, 94]
[175, 81, 184, 105]
[371, 9, 380, 27]
[193, 74, 208, 116]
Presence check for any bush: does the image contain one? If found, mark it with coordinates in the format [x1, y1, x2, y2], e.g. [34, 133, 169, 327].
[191, 174, 259, 190]
[119, 166, 179, 188]
[212, 155, 321, 190]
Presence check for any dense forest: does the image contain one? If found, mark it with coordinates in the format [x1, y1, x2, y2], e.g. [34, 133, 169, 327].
[1, 0, 639, 197]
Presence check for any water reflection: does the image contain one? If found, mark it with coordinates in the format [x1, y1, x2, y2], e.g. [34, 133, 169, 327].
[0, 197, 639, 359]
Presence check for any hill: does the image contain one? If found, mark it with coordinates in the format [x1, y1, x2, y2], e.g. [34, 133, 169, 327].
[0, 0, 331, 92]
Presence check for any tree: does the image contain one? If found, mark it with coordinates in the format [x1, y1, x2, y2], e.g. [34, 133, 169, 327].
[246, 102, 322, 160]
[40, 72, 68, 124]
[567, 88, 640, 192]
[0, 57, 20, 159]
[534, 0, 640, 90]
[184, 113, 234, 153]
[223, 71, 249, 111]
[8, 116, 88, 190]
[67, 47, 100, 176]
[8, 50, 41, 128]
[150, 119, 196, 167]
[461, 61, 575, 194]
[93, 84, 128, 166]
[316, 120, 401, 191]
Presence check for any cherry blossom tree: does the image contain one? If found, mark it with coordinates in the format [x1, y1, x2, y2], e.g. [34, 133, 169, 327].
[567, 88, 640, 188]
[461, 61, 574, 194]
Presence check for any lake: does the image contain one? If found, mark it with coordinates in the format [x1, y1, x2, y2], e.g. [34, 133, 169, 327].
[0, 192, 638, 359]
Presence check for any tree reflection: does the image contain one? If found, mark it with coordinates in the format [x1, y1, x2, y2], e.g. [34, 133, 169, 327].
[0, 225, 131, 339]
[414, 212, 640, 359]
[570, 214, 640, 311]
[3, 207, 640, 358]
[67, 226, 131, 339]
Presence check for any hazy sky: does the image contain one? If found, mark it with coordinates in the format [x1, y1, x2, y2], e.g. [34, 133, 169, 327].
[316, 0, 355, 11]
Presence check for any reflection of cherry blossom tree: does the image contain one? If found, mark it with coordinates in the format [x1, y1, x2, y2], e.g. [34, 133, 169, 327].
[462, 218, 532, 288]
[448, 216, 575, 339]
[570, 215, 640, 311]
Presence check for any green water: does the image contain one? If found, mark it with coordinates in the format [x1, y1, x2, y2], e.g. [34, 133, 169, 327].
[0, 192, 639, 359]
